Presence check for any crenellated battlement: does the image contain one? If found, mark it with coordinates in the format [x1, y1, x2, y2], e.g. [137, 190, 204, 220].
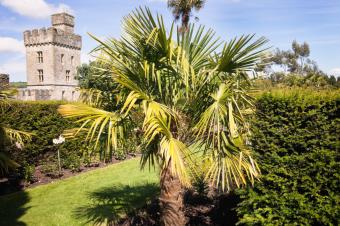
[20, 12, 81, 101]
[23, 27, 81, 49]
[23, 12, 81, 49]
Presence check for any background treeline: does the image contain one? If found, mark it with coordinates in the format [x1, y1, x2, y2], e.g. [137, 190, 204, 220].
[254, 40, 340, 89]
[236, 88, 340, 225]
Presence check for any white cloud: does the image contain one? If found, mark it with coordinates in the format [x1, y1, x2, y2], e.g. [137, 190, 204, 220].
[81, 53, 96, 64]
[0, 37, 26, 81]
[0, 37, 25, 53]
[0, 60, 26, 74]
[0, 0, 74, 19]
[0, 58, 26, 81]
[329, 68, 340, 76]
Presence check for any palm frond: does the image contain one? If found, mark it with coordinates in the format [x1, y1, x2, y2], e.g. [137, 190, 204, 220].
[193, 81, 258, 191]
[0, 89, 17, 99]
[0, 89, 18, 110]
[0, 127, 31, 176]
[204, 147, 260, 191]
[58, 104, 124, 151]
[74, 7, 265, 191]
[177, 24, 220, 71]
[215, 35, 269, 74]
[142, 113, 191, 186]
[3, 127, 32, 146]
[159, 137, 191, 186]
[78, 88, 104, 107]
[0, 152, 20, 177]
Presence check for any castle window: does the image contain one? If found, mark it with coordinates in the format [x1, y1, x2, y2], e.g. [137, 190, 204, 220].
[38, 69, 44, 82]
[62, 91, 65, 100]
[71, 56, 74, 65]
[61, 54, 64, 63]
[37, 51, 43, 63]
[66, 70, 70, 82]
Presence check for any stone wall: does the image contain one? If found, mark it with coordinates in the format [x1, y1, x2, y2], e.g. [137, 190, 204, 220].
[53, 45, 80, 86]
[23, 28, 81, 49]
[25, 44, 56, 85]
[51, 13, 75, 34]
[17, 86, 79, 101]
[24, 44, 80, 86]
[0, 74, 9, 90]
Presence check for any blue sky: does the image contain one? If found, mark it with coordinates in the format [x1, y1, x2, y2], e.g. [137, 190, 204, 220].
[0, 0, 339, 81]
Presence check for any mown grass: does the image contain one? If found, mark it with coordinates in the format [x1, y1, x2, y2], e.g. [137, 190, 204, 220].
[0, 158, 159, 226]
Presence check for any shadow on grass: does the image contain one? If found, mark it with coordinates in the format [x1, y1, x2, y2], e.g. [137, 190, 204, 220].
[0, 191, 30, 226]
[73, 183, 159, 225]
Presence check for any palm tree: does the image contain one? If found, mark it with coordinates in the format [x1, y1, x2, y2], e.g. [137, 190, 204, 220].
[59, 7, 268, 225]
[168, 0, 205, 31]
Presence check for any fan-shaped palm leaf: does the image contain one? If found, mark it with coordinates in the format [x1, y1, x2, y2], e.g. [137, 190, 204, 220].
[59, 7, 268, 225]
[3, 127, 32, 146]
[58, 104, 124, 151]
[214, 34, 269, 74]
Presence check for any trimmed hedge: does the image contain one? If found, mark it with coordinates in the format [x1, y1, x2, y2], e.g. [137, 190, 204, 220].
[237, 89, 340, 225]
[0, 101, 84, 173]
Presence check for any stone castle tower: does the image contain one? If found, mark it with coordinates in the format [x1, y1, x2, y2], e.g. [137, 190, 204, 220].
[18, 13, 81, 101]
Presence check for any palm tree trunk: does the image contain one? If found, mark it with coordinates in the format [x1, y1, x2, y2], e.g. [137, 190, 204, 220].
[180, 11, 190, 32]
[159, 161, 186, 226]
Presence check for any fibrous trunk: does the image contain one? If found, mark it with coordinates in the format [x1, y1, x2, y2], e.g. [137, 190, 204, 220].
[159, 162, 186, 226]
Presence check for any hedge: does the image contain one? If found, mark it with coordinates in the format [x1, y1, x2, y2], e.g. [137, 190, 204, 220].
[236, 88, 340, 225]
[0, 101, 85, 175]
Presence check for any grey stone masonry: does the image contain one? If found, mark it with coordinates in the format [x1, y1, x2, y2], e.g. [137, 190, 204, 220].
[17, 12, 81, 101]
[0, 74, 9, 90]
[51, 13, 75, 34]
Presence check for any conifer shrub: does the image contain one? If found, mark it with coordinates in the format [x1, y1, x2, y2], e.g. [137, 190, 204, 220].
[236, 89, 340, 225]
[0, 101, 84, 176]
[0, 100, 139, 179]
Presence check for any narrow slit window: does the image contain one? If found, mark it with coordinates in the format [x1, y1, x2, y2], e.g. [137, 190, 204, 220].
[38, 69, 44, 82]
[66, 70, 70, 82]
[71, 56, 74, 65]
[61, 54, 64, 63]
[37, 51, 43, 63]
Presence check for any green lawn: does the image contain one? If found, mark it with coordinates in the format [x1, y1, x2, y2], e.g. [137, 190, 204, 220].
[0, 158, 159, 226]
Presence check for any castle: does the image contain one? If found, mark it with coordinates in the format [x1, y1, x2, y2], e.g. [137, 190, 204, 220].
[17, 13, 81, 101]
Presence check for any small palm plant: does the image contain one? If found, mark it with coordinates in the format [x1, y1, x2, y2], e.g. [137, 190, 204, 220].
[59, 7, 268, 225]
[0, 89, 31, 177]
